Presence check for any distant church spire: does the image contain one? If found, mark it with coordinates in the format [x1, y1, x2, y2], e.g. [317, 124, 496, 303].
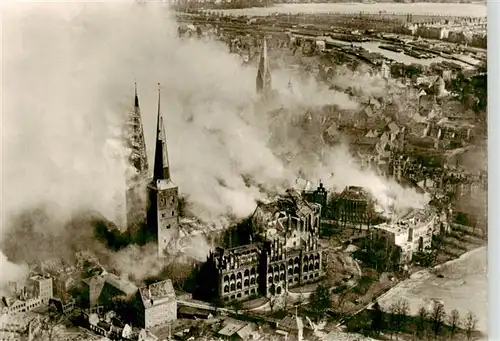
[256, 38, 272, 95]
[153, 83, 171, 181]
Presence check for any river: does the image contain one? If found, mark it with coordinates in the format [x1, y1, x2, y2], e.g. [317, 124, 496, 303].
[377, 246, 488, 336]
[217, 3, 487, 17]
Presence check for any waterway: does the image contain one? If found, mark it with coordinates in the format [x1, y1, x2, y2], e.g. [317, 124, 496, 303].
[217, 3, 487, 17]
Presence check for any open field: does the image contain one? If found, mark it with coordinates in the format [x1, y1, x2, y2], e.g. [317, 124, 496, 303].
[377, 247, 487, 335]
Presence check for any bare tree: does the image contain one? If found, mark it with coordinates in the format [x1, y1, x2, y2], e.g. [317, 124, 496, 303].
[388, 301, 399, 340]
[464, 311, 478, 341]
[430, 301, 446, 339]
[448, 309, 460, 340]
[395, 299, 410, 332]
[416, 305, 428, 340]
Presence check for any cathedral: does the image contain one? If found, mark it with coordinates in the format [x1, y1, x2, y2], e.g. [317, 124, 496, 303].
[125, 83, 179, 257]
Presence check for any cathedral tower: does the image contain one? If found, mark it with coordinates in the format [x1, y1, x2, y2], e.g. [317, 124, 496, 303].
[256, 38, 272, 96]
[125, 83, 149, 235]
[147, 84, 180, 257]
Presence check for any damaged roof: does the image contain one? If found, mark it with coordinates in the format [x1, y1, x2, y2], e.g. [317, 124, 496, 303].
[339, 186, 372, 201]
[255, 189, 318, 221]
[139, 279, 175, 309]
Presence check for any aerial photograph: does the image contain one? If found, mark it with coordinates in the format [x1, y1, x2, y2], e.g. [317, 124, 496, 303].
[0, 0, 488, 340]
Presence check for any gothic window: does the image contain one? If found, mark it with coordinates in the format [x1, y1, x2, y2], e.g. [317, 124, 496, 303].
[224, 285, 229, 293]
[237, 282, 242, 290]
[244, 269, 250, 277]
[237, 272, 242, 280]
[268, 266, 273, 273]
[274, 275, 279, 282]
[294, 277, 299, 282]
[294, 267, 299, 274]
[303, 276, 308, 281]
[315, 253, 320, 260]
[288, 268, 293, 276]
[230, 284, 235, 291]
[270, 286, 275, 295]
[276, 286, 282, 295]
[303, 256, 308, 263]
[280, 273, 285, 281]
[273, 265, 279, 273]
[171, 196, 175, 204]
[288, 259, 293, 266]
[294, 257, 300, 265]
[309, 274, 313, 280]
[280, 264, 285, 271]
[172, 211, 174, 217]
[315, 273, 318, 278]
[309, 264, 314, 272]
[251, 288, 255, 294]
[303, 265, 308, 273]
[244, 279, 249, 287]
[230, 274, 236, 281]
[223, 275, 229, 282]
[250, 278, 255, 285]
[315, 262, 320, 270]
[250, 268, 256, 275]
[268, 276, 273, 284]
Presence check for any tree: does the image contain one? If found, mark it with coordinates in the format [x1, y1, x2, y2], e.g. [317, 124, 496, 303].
[388, 302, 399, 339]
[448, 309, 460, 340]
[309, 284, 331, 322]
[416, 305, 428, 340]
[430, 301, 446, 339]
[464, 311, 478, 341]
[395, 299, 410, 333]
[370, 302, 384, 334]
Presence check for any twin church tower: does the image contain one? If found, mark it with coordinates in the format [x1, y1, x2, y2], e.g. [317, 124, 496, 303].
[126, 40, 271, 257]
[125, 83, 179, 257]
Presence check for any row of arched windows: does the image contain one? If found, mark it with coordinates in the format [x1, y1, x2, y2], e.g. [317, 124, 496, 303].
[223, 267, 257, 283]
[223, 276, 259, 293]
[267, 264, 286, 274]
[287, 253, 320, 266]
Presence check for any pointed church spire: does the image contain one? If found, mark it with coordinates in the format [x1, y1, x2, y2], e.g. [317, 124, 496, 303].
[127, 82, 149, 178]
[256, 37, 272, 95]
[134, 82, 139, 108]
[153, 83, 171, 181]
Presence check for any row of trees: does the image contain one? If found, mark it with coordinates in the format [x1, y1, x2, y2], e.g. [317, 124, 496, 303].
[369, 299, 479, 340]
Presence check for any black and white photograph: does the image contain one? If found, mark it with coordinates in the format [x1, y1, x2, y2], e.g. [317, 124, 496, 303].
[0, 0, 492, 340]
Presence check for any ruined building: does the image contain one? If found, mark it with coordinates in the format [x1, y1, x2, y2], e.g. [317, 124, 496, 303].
[125, 83, 150, 235]
[204, 189, 325, 303]
[256, 38, 272, 97]
[332, 186, 378, 229]
[146, 85, 180, 257]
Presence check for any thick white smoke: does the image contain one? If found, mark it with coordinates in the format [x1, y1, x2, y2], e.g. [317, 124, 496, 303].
[1, 1, 428, 284]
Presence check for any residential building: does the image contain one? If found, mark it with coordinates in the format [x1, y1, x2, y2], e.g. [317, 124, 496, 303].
[0, 275, 53, 315]
[137, 279, 177, 329]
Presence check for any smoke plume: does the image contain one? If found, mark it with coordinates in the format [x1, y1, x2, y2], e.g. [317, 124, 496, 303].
[1, 1, 427, 284]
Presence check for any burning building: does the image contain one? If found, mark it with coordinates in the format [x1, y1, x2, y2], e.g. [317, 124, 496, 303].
[332, 186, 378, 229]
[204, 189, 325, 303]
[0, 275, 53, 315]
